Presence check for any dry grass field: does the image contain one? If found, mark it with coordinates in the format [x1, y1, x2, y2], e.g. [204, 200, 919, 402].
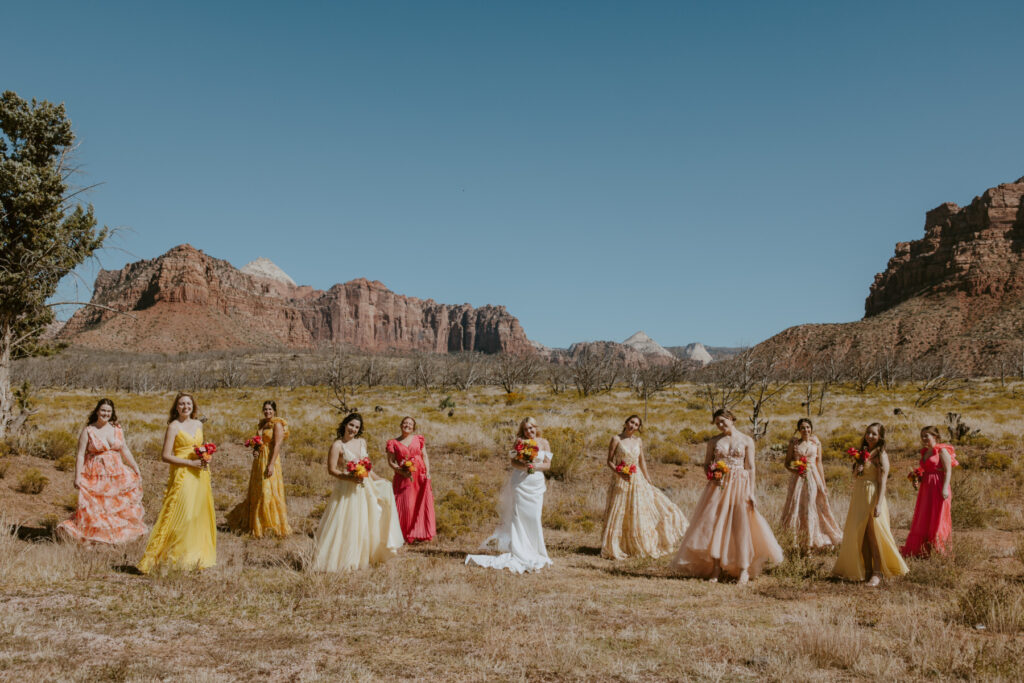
[2, 380, 1024, 681]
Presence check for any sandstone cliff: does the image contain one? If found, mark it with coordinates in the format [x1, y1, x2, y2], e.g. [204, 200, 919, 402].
[751, 176, 1024, 373]
[58, 245, 534, 354]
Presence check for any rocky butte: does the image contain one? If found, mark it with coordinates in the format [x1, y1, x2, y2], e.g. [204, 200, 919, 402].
[58, 244, 534, 355]
[752, 176, 1024, 373]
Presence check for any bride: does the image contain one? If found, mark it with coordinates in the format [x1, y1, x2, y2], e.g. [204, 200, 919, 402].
[465, 416, 553, 573]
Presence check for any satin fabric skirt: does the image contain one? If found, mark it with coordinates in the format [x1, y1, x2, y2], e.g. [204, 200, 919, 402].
[466, 469, 552, 573]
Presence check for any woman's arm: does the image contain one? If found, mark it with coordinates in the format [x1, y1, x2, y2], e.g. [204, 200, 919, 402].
[703, 438, 715, 471]
[638, 440, 652, 483]
[384, 440, 400, 472]
[815, 438, 826, 492]
[119, 431, 142, 476]
[874, 450, 890, 516]
[940, 447, 953, 499]
[421, 443, 432, 479]
[160, 423, 200, 468]
[607, 436, 628, 479]
[264, 422, 284, 478]
[745, 436, 757, 504]
[326, 440, 358, 482]
[72, 427, 89, 489]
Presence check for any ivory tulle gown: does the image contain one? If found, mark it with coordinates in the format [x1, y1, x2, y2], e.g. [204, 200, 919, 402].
[466, 450, 553, 573]
[600, 438, 688, 559]
[137, 426, 216, 573]
[311, 439, 404, 572]
[779, 438, 842, 549]
[57, 425, 147, 544]
[833, 456, 908, 580]
[226, 417, 292, 538]
[901, 444, 957, 557]
[669, 438, 783, 578]
[386, 435, 436, 543]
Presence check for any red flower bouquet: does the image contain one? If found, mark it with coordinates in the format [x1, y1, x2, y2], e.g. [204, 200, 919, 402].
[792, 455, 809, 477]
[846, 447, 872, 476]
[615, 462, 638, 478]
[907, 466, 925, 490]
[194, 442, 217, 466]
[706, 460, 730, 487]
[346, 457, 372, 480]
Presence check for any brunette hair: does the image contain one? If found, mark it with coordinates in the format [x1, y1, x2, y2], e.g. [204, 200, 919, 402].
[167, 392, 199, 423]
[262, 400, 277, 415]
[517, 416, 539, 439]
[711, 408, 736, 423]
[920, 425, 942, 442]
[87, 398, 118, 426]
[400, 416, 417, 430]
[623, 414, 643, 433]
[860, 422, 886, 454]
[337, 412, 364, 439]
[796, 418, 813, 432]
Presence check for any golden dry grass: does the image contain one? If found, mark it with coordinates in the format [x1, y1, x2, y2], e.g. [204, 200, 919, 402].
[1, 380, 1023, 681]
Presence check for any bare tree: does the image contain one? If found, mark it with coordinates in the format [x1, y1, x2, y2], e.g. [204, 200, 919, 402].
[546, 363, 571, 395]
[744, 352, 792, 440]
[570, 347, 620, 397]
[696, 348, 757, 414]
[493, 352, 540, 394]
[323, 353, 360, 414]
[911, 356, 965, 408]
[442, 352, 487, 391]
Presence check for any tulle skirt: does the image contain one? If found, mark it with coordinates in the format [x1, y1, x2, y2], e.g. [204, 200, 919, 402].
[312, 478, 404, 572]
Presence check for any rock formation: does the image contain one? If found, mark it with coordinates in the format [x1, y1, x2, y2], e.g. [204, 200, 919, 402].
[751, 176, 1024, 373]
[58, 244, 534, 355]
[622, 331, 675, 359]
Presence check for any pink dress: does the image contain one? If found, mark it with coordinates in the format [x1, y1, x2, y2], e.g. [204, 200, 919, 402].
[669, 437, 783, 578]
[779, 438, 843, 549]
[901, 444, 956, 557]
[57, 425, 147, 544]
[386, 435, 436, 543]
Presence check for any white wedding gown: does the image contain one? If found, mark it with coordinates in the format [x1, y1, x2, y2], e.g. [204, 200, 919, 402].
[465, 450, 553, 573]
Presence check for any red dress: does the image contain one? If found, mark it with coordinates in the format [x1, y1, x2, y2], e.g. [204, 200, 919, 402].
[386, 435, 436, 543]
[901, 444, 957, 557]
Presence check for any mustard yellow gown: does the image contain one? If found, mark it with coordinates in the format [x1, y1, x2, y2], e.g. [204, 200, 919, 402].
[137, 426, 216, 573]
[226, 417, 292, 538]
[832, 457, 908, 580]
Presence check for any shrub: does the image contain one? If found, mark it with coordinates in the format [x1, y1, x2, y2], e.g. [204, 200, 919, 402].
[543, 493, 601, 532]
[678, 427, 718, 444]
[40, 514, 60, 535]
[952, 473, 995, 529]
[435, 481, 496, 538]
[977, 452, 1013, 471]
[54, 454, 77, 472]
[16, 468, 49, 494]
[824, 426, 862, 460]
[62, 493, 79, 511]
[503, 392, 524, 406]
[544, 426, 586, 481]
[30, 428, 78, 460]
[954, 579, 1024, 633]
[444, 436, 495, 462]
[905, 536, 984, 588]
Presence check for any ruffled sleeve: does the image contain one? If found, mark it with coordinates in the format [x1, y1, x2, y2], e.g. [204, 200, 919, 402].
[385, 439, 399, 456]
[271, 417, 289, 439]
[417, 435, 426, 452]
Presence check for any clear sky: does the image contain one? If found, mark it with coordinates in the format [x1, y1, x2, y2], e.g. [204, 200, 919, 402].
[4, 1, 1023, 348]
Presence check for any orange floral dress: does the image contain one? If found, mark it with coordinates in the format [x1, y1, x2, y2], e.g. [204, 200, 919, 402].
[226, 417, 292, 537]
[57, 425, 147, 544]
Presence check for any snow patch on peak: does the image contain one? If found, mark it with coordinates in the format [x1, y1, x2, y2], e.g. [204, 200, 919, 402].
[241, 258, 297, 286]
[622, 330, 674, 358]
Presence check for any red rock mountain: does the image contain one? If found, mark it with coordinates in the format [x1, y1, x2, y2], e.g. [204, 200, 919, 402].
[58, 245, 534, 354]
[752, 176, 1024, 373]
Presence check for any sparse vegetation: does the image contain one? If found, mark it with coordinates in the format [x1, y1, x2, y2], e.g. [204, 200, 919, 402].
[15, 467, 49, 494]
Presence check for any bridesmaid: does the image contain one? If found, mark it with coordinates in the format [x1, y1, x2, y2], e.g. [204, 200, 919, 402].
[57, 398, 147, 544]
[226, 400, 292, 538]
[600, 414, 688, 559]
[385, 416, 436, 543]
[779, 418, 842, 550]
[137, 393, 217, 573]
[669, 409, 782, 583]
[901, 425, 957, 557]
[466, 417, 553, 573]
[312, 413, 403, 571]
[833, 423, 908, 585]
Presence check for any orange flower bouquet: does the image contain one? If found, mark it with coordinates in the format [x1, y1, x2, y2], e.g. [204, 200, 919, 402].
[346, 458, 372, 481]
[615, 462, 638, 479]
[907, 466, 925, 490]
[792, 455, 809, 477]
[706, 460, 729, 487]
[194, 442, 217, 467]
[846, 447, 872, 476]
[398, 458, 417, 479]
[244, 435, 263, 455]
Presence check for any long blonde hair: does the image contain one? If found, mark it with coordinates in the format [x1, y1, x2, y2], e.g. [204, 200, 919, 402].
[517, 416, 539, 439]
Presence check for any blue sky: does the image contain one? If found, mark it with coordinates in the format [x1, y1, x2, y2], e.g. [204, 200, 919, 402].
[4, 1, 1023, 348]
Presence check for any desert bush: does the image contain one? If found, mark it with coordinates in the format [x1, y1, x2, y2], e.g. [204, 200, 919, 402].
[954, 579, 1024, 633]
[973, 451, 1013, 471]
[503, 392, 524, 406]
[764, 529, 832, 580]
[678, 427, 718, 444]
[543, 493, 601, 532]
[544, 426, 586, 481]
[61, 493, 78, 511]
[15, 468, 49, 494]
[54, 454, 76, 472]
[435, 480, 496, 538]
[824, 426, 862, 460]
[40, 514, 60, 535]
[904, 536, 984, 589]
[29, 428, 78, 460]
[952, 473, 996, 529]
[444, 436, 496, 462]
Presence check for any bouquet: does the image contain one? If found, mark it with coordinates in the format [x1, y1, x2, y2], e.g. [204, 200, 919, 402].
[792, 455, 809, 477]
[846, 447, 872, 476]
[907, 466, 925, 490]
[398, 457, 417, 478]
[194, 442, 217, 466]
[346, 457, 373, 481]
[706, 460, 729, 487]
[513, 438, 541, 473]
[615, 462, 638, 479]
[244, 435, 263, 454]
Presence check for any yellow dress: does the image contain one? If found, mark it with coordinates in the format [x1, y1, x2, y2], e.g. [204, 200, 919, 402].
[137, 426, 217, 573]
[226, 417, 292, 538]
[832, 458, 908, 580]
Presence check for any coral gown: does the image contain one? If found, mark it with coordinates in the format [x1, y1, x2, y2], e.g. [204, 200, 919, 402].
[779, 438, 843, 549]
[226, 417, 292, 538]
[600, 438, 688, 559]
[137, 426, 217, 573]
[312, 439, 404, 572]
[669, 438, 783, 578]
[901, 445, 957, 557]
[466, 450, 554, 573]
[832, 455, 908, 580]
[57, 425, 147, 544]
[386, 435, 436, 543]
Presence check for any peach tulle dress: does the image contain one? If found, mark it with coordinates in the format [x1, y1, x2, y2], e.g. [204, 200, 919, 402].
[137, 426, 217, 573]
[226, 417, 292, 538]
[779, 438, 843, 549]
[670, 437, 783, 578]
[600, 438, 688, 559]
[57, 425, 147, 544]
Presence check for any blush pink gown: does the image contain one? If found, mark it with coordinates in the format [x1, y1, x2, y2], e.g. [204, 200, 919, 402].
[779, 438, 842, 549]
